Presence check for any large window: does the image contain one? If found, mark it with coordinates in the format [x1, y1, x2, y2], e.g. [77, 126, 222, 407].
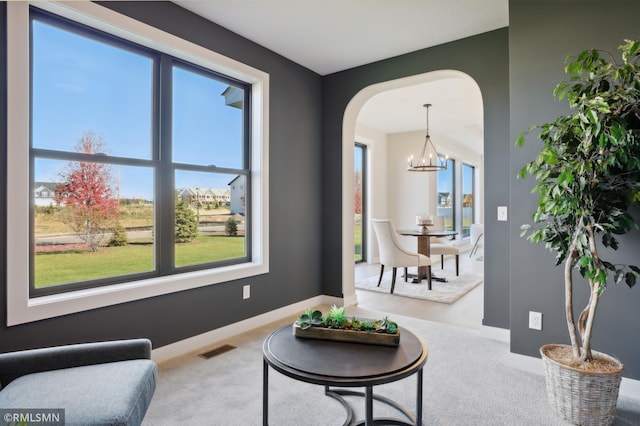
[30, 9, 250, 296]
[436, 159, 455, 231]
[462, 163, 475, 238]
[8, 2, 268, 324]
[354, 143, 367, 263]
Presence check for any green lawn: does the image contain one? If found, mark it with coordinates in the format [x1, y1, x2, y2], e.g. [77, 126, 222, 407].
[354, 220, 362, 262]
[35, 235, 245, 288]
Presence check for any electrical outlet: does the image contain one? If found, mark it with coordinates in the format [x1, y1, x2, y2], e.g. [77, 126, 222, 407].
[243, 285, 250, 300]
[529, 311, 542, 330]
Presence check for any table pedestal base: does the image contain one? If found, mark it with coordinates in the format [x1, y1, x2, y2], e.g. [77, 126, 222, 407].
[404, 271, 447, 289]
[326, 385, 420, 426]
[409, 275, 447, 283]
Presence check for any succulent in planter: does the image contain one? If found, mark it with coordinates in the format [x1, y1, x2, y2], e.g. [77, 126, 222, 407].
[381, 317, 399, 335]
[293, 306, 400, 346]
[323, 305, 348, 328]
[295, 308, 323, 330]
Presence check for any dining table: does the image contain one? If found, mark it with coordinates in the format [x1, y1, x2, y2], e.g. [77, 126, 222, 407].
[396, 227, 458, 290]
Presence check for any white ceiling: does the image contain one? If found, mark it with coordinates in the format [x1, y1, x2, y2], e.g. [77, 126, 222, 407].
[174, 0, 508, 76]
[358, 75, 484, 154]
[173, 0, 508, 152]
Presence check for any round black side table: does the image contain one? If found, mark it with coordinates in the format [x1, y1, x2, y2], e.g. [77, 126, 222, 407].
[262, 324, 428, 426]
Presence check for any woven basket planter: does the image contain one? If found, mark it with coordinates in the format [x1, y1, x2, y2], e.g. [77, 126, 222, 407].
[540, 344, 623, 425]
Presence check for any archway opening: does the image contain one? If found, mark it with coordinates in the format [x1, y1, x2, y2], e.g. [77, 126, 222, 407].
[341, 70, 484, 327]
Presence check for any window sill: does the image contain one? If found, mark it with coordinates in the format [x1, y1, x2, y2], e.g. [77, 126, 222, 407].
[9, 261, 268, 326]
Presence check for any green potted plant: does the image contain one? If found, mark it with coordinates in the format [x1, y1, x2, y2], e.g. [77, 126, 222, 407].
[293, 305, 400, 346]
[517, 38, 640, 425]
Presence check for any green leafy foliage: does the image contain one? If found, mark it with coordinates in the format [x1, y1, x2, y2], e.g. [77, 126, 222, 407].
[107, 221, 129, 247]
[295, 308, 323, 330]
[294, 307, 399, 334]
[518, 38, 640, 290]
[175, 196, 198, 243]
[225, 217, 238, 236]
[517, 39, 640, 361]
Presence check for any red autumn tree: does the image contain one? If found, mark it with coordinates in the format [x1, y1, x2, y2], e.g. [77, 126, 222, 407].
[55, 132, 120, 252]
[354, 185, 362, 215]
[354, 170, 363, 215]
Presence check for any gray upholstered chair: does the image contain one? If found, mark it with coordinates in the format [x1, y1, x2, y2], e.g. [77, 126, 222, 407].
[430, 215, 460, 276]
[0, 338, 157, 426]
[372, 219, 431, 293]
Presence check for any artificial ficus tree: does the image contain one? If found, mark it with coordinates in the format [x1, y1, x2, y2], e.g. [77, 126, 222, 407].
[517, 39, 640, 363]
[55, 131, 121, 252]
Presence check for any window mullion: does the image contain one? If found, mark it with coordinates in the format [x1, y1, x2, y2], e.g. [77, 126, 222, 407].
[156, 55, 174, 275]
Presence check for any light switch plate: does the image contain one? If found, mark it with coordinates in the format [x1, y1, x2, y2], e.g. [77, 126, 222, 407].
[497, 206, 508, 221]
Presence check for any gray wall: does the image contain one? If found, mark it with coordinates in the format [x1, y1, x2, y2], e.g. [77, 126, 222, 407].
[2, 0, 639, 382]
[509, 1, 640, 379]
[0, 2, 324, 351]
[321, 29, 511, 329]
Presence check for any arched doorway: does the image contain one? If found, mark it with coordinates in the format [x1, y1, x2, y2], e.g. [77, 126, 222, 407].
[341, 70, 484, 324]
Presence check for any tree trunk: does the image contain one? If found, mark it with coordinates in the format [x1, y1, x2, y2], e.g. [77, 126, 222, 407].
[577, 228, 602, 362]
[564, 244, 581, 359]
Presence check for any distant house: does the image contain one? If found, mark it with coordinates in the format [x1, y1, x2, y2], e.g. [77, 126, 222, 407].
[211, 188, 230, 204]
[462, 193, 473, 207]
[228, 175, 245, 215]
[178, 187, 196, 204]
[437, 192, 452, 208]
[221, 86, 243, 109]
[178, 187, 231, 207]
[34, 182, 59, 206]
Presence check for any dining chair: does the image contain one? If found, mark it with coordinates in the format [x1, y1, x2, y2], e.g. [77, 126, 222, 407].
[371, 219, 431, 293]
[430, 215, 460, 276]
[469, 223, 484, 258]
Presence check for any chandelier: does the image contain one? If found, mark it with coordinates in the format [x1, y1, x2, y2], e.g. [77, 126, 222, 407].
[407, 103, 448, 172]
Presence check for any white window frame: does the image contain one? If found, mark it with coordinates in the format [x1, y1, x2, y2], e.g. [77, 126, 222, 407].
[6, 1, 270, 326]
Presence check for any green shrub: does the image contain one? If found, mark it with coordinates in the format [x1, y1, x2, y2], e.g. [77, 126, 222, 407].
[108, 222, 129, 247]
[175, 199, 198, 243]
[225, 217, 238, 236]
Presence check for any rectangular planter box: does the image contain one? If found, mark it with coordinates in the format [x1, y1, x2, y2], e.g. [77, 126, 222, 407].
[293, 323, 400, 347]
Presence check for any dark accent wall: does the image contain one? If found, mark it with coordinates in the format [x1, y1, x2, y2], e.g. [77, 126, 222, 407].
[509, 1, 640, 379]
[321, 29, 511, 329]
[0, 2, 323, 351]
[4, 0, 638, 381]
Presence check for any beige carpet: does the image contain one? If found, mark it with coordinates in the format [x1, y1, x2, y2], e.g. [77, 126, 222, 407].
[142, 308, 640, 425]
[355, 267, 483, 304]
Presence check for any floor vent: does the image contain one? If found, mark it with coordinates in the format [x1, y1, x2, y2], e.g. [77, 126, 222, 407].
[198, 344, 237, 359]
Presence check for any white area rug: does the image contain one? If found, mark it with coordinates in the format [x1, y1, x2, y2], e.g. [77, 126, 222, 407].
[355, 268, 483, 304]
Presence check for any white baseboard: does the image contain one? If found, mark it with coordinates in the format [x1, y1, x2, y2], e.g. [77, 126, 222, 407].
[480, 324, 510, 343]
[621, 376, 640, 399]
[343, 292, 358, 307]
[506, 351, 545, 376]
[151, 295, 342, 364]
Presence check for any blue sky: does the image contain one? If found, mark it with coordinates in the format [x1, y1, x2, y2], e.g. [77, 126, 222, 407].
[436, 160, 474, 195]
[32, 17, 243, 201]
[437, 160, 454, 194]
